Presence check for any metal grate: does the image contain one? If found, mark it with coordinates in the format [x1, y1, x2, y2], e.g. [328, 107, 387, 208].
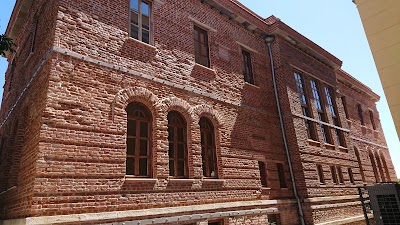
[376, 194, 400, 224]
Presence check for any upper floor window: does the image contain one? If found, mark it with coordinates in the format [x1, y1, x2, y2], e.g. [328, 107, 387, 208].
[277, 163, 287, 188]
[200, 118, 217, 178]
[130, 0, 151, 44]
[30, 16, 39, 52]
[369, 110, 376, 130]
[341, 96, 349, 119]
[126, 102, 152, 177]
[310, 80, 332, 144]
[8, 60, 16, 92]
[324, 86, 346, 147]
[357, 104, 364, 125]
[242, 50, 254, 84]
[258, 161, 268, 187]
[317, 164, 325, 184]
[168, 111, 188, 178]
[294, 73, 317, 141]
[193, 26, 210, 67]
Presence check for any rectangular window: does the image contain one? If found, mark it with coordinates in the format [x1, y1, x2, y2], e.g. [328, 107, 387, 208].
[268, 214, 281, 225]
[294, 73, 317, 141]
[277, 163, 287, 188]
[348, 168, 355, 184]
[341, 96, 349, 119]
[258, 161, 267, 187]
[324, 86, 346, 147]
[8, 60, 16, 92]
[369, 110, 376, 130]
[194, 26, 210, 67]
[30, 16, 39, 53]
[317, 164, 325, 184]
[330, 165, 338, 184]
[208, 221, 222, 225]
[311, 80, 332, 144]
[242, 50, 254, 84]
[337, 166, 344, 184]
[357, 104, 364, 125]
[130, 0, 151, 44]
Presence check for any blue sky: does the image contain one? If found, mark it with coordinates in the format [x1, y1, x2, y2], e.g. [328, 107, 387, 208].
[0, 0, 399, 177]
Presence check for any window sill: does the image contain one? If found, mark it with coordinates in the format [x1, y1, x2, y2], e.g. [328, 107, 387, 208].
[244, 82, 260, 89]
[324, 143, 335, 150]
[338, 146, 348, 152]
[168, 178, 195, 183]
[124, 177, 158, 183]
[127, 37, 157, 51]
[194, 63, 215, 72]
[307, 139, 321, 147]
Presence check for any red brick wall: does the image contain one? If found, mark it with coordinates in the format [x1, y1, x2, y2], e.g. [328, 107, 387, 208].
[0, 0, 395, 224]
[0, 0, 59, 219]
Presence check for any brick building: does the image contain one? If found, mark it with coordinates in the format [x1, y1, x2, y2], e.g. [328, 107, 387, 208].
[0, 0, 397, 224]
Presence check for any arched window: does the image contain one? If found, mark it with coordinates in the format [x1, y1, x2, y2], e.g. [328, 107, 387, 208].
[369, 151, 380, 183]
[375, 154, 386, 182]
[200, 118, 217, 178]
[168, 112, 187, 178]
[354, 147, 365, 182]
[380, 152, 391, 182]
[126, 103, 152, 177]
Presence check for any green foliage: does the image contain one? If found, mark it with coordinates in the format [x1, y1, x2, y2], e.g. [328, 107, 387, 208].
[398, 178, 400, 184]
[0, 34, 16, 57]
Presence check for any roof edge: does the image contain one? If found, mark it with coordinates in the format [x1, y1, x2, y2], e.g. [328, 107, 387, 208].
[337, 69, 380, 102]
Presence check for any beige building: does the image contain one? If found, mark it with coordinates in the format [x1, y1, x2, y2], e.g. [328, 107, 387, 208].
[354, 0, 400, 139]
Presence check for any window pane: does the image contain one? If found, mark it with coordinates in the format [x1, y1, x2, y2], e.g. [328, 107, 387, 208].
[201, 146, 206, 158]
[140, 139, 148, 156]
[127, 120, 136, 136]
[142, 15, 150, 30]
[202, 57, 209, 67]
[201, 44, 208, 56]
[178, 144, 184, 159]
[126, 158, 135, 175]
[169, 160, 174, 176]
[168, 127, 174, 141]
[127, 138, 135, 155]
[141, 1, 149, 16]
[178, 128, 184, 142]
[178, 160, 185, 177]
[130, 26, 139, 39]
[193, 29, 198, 40]
[139, 158, 147, 176]
[203, 162, 207, 176]
[199, 32, 206, 43]
[169, 143, 174, 157]
[140, 122, 148, 138]
[130, 0, 139, 11]
[194, 42, 201, 63]
[142, 30, 150, 44]
[131, 12, 138, 25]
[201, 132, 205, 144]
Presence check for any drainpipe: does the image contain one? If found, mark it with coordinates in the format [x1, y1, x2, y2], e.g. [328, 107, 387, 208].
[264, 35, 306, 225]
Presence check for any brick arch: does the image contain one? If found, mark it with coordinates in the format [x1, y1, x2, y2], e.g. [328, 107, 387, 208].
[374, 150, 386, 182]
[157, 97, 194, 123]
[192, 104, 223, 128]
[378, 150, 391, 182]
[353, 146, 365, 183]
[368, 149, 380, 183]
[112, 87, 160, 119]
